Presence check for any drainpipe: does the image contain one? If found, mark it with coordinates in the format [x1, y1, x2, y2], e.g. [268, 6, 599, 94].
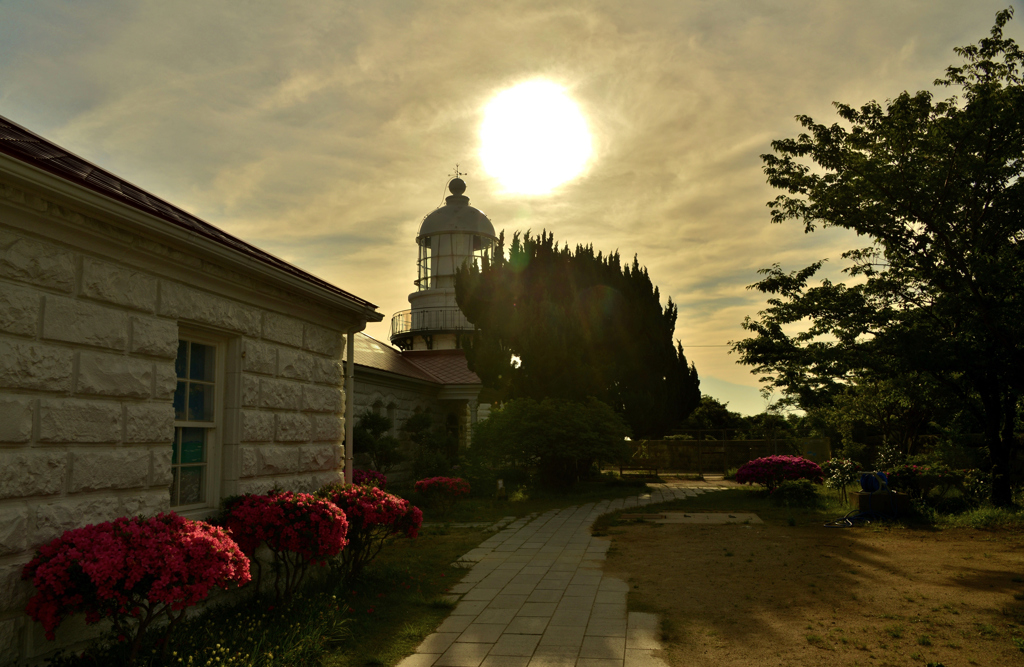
[344, 324, 362, 486]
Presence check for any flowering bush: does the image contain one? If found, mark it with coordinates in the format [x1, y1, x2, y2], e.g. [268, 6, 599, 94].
[21, 513, 249, 664]
[414, 476, 471, 517]
[736, 455, 823, 492]
[353, 469, 388, 489]
[317, 483, 423, 580]
[221, 491, 348, 600]
[821, 458, 859, 503]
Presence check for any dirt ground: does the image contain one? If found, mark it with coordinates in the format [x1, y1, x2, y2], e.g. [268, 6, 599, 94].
[604, 516, 1024, 666]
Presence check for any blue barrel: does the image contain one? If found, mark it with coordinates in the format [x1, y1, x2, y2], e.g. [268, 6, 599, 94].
[860, 471, 889, 494]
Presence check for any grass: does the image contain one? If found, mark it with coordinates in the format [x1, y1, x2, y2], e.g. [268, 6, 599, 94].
[934, 506, 1024, 530]
[49, 477, 650, 667]
[401, 476, 652, 525]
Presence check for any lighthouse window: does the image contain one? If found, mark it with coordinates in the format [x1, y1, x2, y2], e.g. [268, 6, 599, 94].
[417, 237, 433, 290]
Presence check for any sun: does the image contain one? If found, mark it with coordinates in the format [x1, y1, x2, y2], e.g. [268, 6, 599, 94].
[479, 80, 593, 195]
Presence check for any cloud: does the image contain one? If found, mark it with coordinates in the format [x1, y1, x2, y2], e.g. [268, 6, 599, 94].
[0, 0, 1016, 408]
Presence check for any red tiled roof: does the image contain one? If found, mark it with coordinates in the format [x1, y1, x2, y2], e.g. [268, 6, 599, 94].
[404, 349, 481, 385]
[0, 114, 379, 314]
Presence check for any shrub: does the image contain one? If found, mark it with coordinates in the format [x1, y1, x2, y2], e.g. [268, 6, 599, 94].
[353, 469, 388, 489]
[400, 411, 459, 478]
[317, 483, 423, 580]
[821, 458, 859, 503]
[414, 477, 471, 517]
[736, 455, 823, 492]
[470, 397, 631, 490]
[885, 462, 991, 507]
[771, 479, 821, 508]
[221, 491, 348, 600]
[22, 513, 249, 664]
[354, 410, 405, 474]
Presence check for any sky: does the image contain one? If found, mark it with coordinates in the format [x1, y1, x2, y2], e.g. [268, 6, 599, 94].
[1, 0, 1020, 415]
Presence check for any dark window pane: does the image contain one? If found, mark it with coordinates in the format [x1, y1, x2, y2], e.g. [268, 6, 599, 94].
[173, 381, 187, 420]
[170, 467, 179, 506]
[175, 341, 188, 379]
[179, 466, 204, 504]
[188, 382, 213, 421]
[172, 428, 180, 464]
[181, 428, 205, 464]
[190, 343, 215, 382]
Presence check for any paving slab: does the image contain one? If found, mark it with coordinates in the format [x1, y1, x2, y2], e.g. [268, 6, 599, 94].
[406, 483, 723, 667]
[459, 623, 509, 643]
[436, 642, 493, 667]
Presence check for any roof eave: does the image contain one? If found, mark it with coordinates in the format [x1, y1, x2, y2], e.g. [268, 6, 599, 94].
[0, 151, 382, 323]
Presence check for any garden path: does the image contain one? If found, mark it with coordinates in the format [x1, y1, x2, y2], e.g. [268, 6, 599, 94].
[398, 482, 726, 667]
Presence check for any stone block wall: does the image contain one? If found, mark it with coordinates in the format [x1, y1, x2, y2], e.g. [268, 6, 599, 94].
[352, 380, 440, 438]
[0, 182, 356, 663]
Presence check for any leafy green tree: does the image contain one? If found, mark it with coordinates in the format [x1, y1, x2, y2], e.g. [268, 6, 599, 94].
[456, 230, 700, 438]
[733, 10, 1024, 504]
[471, 397, 631, 489]
[680, 396, 747, 433]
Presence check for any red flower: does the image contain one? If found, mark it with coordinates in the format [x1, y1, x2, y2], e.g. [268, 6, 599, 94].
[22, 514, 250, 641]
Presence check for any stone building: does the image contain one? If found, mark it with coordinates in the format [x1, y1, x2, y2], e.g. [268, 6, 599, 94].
[348, 178, 495, 450]
[0, 115, 381, 663]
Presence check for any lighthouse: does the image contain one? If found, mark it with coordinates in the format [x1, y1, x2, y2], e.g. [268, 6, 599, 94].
[390, 177, 497, 351]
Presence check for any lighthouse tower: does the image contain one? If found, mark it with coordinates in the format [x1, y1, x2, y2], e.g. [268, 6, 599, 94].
[390, 178, 496, 351]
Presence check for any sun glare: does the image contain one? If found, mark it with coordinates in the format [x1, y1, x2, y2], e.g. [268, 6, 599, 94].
[480, 80, 593, 195]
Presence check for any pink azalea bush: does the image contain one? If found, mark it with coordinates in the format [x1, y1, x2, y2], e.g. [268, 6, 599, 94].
[21, 513, 249, 663]
[353, 469, 388, 489]
[318, 483, 423, 579]
[414, 476, 471, 517]
[221, 491, 348, 600]
[736, 455, 823, 493]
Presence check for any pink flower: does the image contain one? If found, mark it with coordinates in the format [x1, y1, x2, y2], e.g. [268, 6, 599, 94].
[22, 514, 250, 641]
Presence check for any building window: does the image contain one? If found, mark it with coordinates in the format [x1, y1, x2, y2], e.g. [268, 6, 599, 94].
[171, 338, 219, 509]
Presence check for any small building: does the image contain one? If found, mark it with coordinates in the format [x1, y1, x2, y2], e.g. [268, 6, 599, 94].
[0, 115, 381, 663]
[349, 178, 495, 450]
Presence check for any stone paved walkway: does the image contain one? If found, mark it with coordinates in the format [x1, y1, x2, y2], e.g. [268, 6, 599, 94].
[398, 483, 727, 667]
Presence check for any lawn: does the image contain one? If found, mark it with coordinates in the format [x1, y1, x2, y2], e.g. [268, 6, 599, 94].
[598, 486, 1024, 667]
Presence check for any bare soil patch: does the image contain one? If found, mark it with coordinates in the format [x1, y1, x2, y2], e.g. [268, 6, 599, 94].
[604, 516, 1024, 666]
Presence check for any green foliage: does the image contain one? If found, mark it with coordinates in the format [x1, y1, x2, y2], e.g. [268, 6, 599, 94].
[681, 396, 746, 432]
[456, 230, 700, 438]
[470, 397, 631, 490]
[770, 480, 819, 510]
[400, 411, 458, 479]
[354, 410, 404, 474]
[733, 11, 1024, 505]
[47, 588, 351, 667]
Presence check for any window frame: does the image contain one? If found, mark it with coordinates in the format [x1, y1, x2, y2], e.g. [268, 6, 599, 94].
[171, 329, 226, 518]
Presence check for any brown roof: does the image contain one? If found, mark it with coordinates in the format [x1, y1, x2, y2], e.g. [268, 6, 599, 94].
[351, 333, 481, 385]
[352, 333, 439, 383]
[404, 349, 481, 385]
[0, 114, 379, 314]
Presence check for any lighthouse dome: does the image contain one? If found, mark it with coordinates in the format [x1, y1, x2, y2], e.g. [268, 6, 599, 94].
[418, 178, 496, 239]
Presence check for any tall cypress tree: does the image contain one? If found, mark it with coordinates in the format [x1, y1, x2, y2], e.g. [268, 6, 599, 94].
[456, 231, 700, 438]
